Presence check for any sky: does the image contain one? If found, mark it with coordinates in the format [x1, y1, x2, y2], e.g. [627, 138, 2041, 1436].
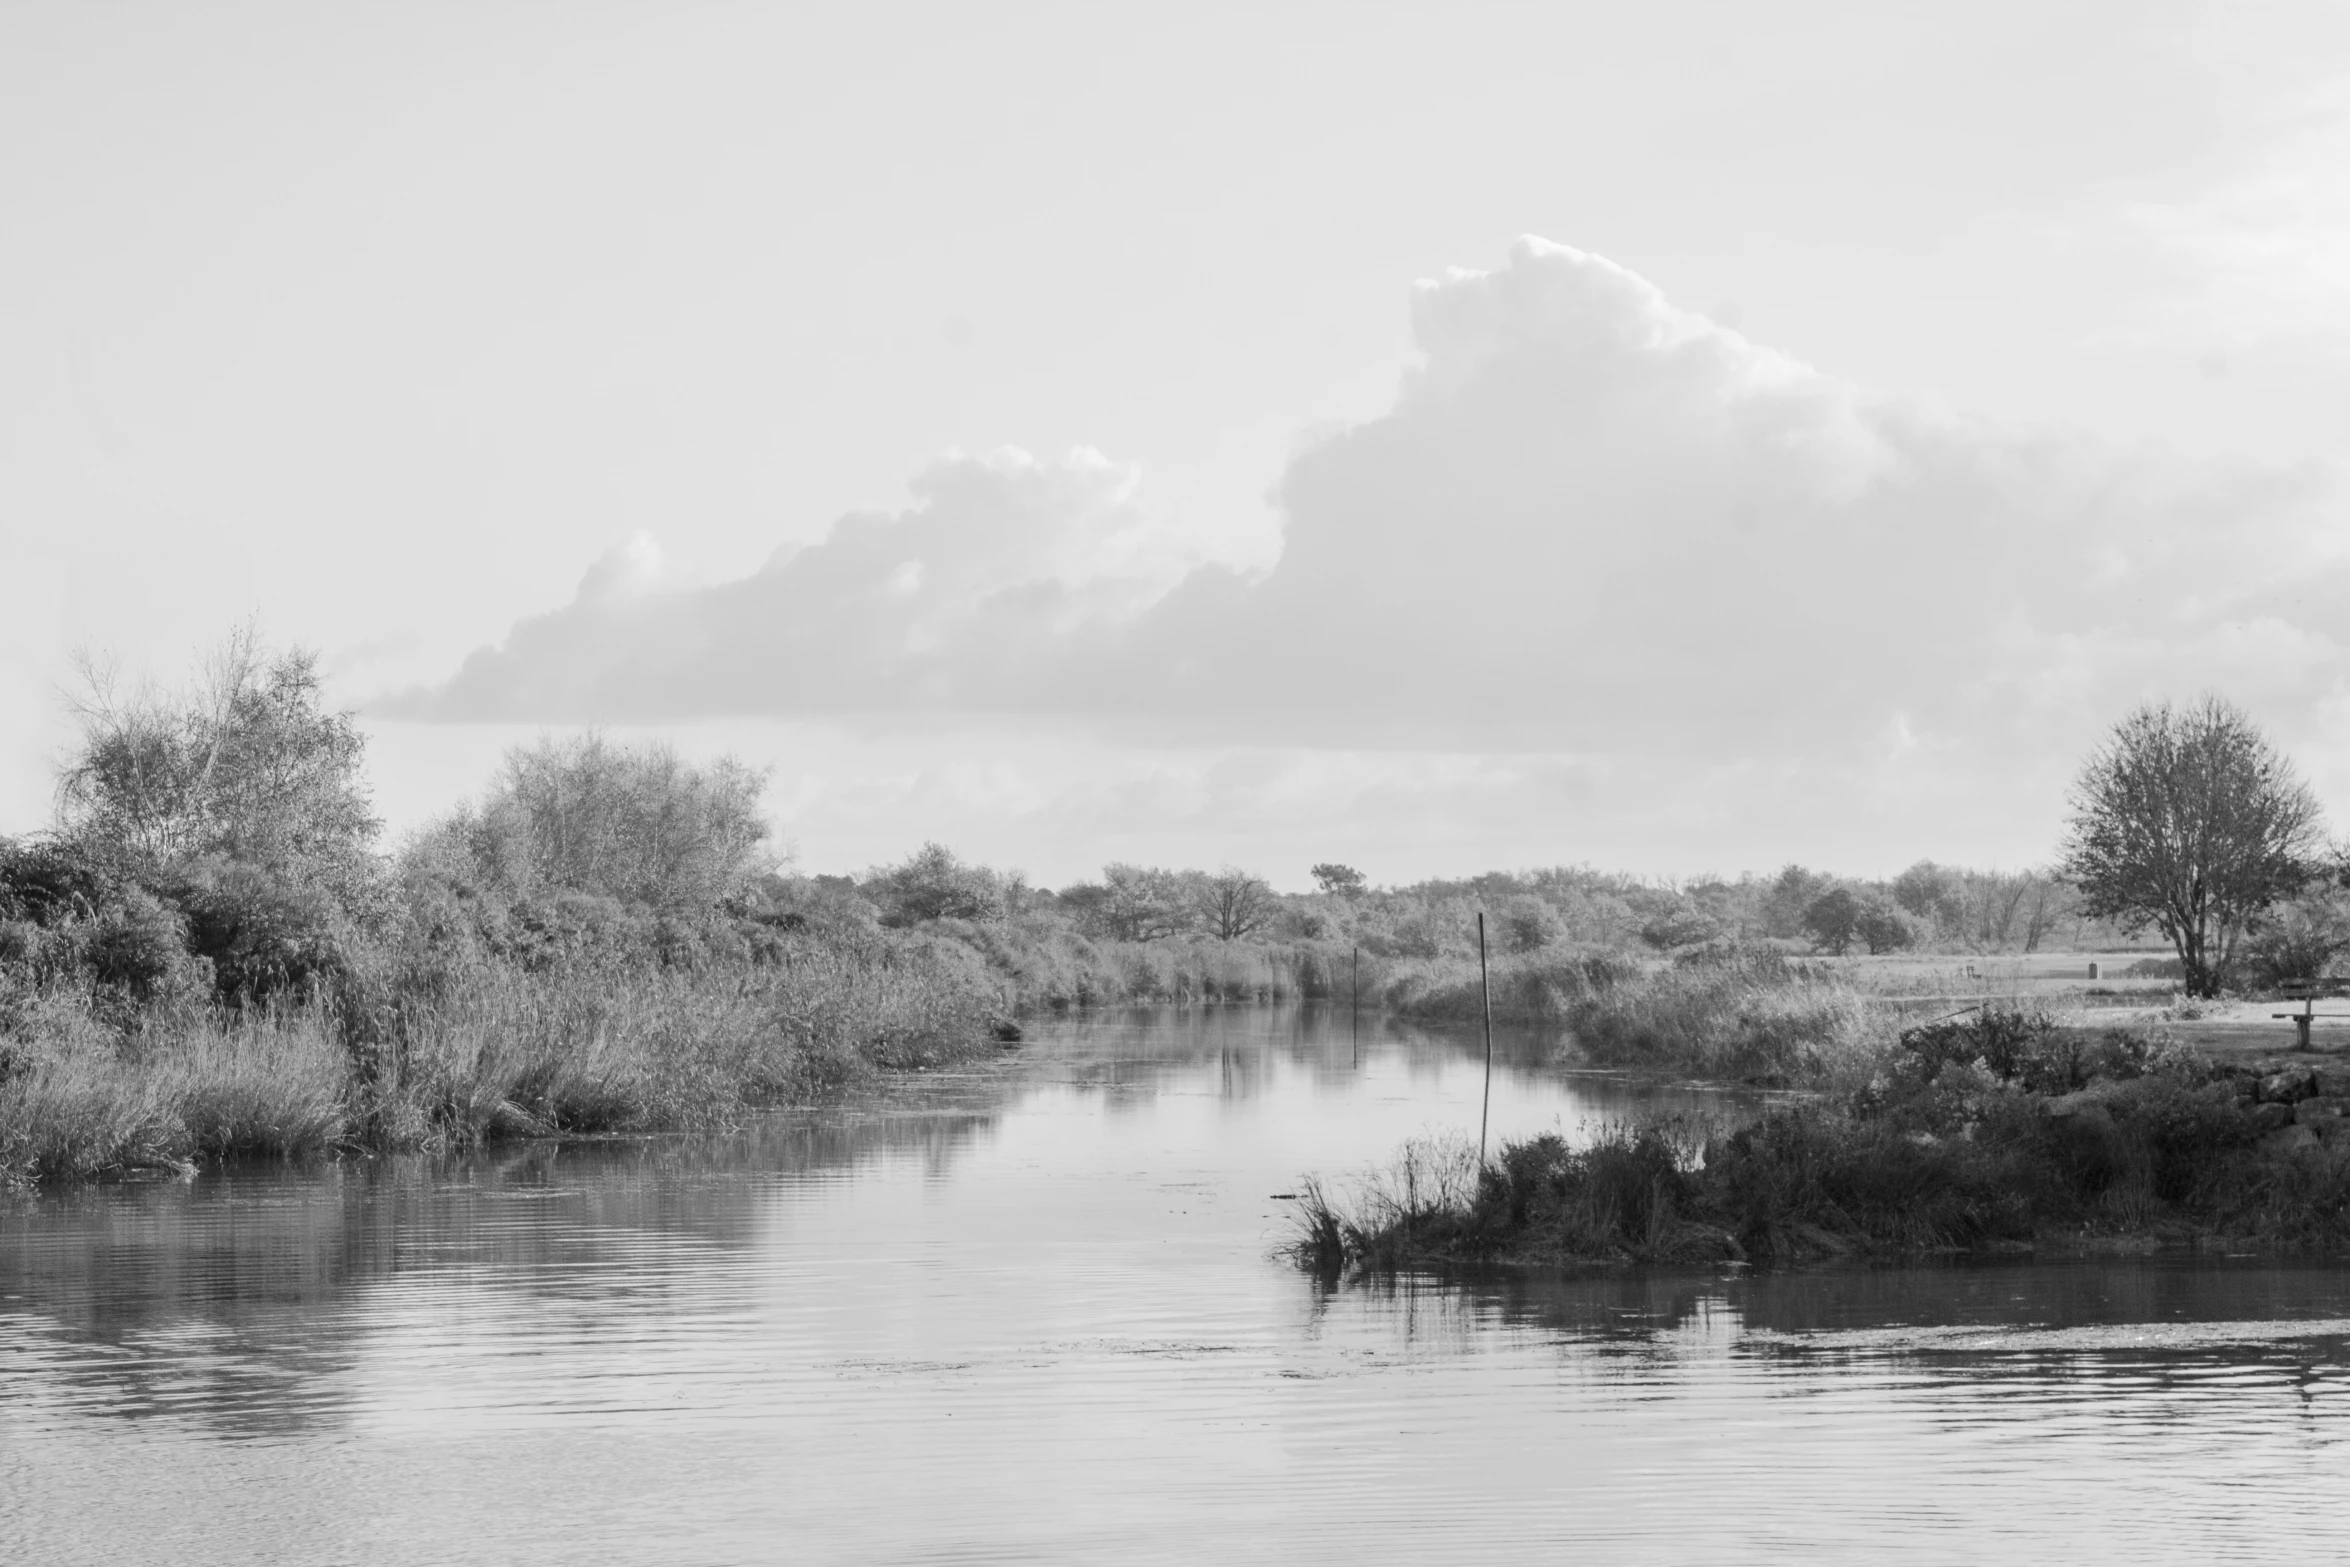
[6, 0, 2350, 889]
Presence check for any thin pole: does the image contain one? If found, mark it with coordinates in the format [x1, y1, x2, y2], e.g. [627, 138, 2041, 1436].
[1351, 944, 1360, 1066]
[1477, 912, 1495, 1167]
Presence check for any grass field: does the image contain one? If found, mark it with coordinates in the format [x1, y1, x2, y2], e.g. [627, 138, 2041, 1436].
[1827, 949, 2350, 1066]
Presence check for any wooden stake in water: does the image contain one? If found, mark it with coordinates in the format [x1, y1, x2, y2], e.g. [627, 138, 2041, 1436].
[1351, 944, 1361, 1066]
[1477, 912, 1495, 1167]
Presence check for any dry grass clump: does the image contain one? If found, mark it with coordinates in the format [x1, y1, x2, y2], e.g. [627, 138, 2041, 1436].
[1384, 942, 1893, 1088]
[1565, 956, 1889, 1085]
[1381, 950, 1642, 1025]
[0, 995, 348, 1181]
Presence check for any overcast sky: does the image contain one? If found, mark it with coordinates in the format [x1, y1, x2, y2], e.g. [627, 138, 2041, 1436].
[7, 1, 2350, 887]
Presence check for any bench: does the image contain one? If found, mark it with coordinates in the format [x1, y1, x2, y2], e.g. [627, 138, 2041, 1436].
[2273, 978, 2350, 1050]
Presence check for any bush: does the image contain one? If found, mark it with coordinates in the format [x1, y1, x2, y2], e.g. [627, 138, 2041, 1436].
[0, 838, 118, 926]
[2240, 888, 2350, 990]
[168, 861, 348, 1006]
[1895, 1006, 2062, 1086]
[83, 888, 200, 1002]
[469, 734, 774, 911]
[1705, 1109, 2036, 1257]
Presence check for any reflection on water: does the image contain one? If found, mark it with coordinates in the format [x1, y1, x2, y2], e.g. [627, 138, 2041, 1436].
[1, 1006, 2345, 1564]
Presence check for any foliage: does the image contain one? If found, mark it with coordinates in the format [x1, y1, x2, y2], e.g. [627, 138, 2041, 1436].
[55, 628, 380, 903]
[470, 733, 774, 911]
[866, 841, 1008, 926]
[2061, 695, 2325, 996]
[1636, 900, 1720, 951]
[167, 859, 348, 1006]
[1310, 862, 1367, 895]
[2238, 886, 2350, 990]
[1492, 895, 1566, 954]
[1294, 1041, 2350, 1274]
[0, 837, 118, 926]
[1762, 864, 1833, 939]
[1060, 863, 1194, 942]
[1801, 887, 1865, 954]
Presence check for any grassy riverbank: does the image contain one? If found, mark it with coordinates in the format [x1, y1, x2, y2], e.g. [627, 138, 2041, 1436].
[1293, 1009, 2350, 1273]
[0, 936, 997, 1186]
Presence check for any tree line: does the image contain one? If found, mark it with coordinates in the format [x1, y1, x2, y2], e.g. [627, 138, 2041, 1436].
[6, 633, 2340, 1016]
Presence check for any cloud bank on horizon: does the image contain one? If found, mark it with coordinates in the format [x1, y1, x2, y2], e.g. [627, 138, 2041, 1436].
[385, 237, 2350, 854]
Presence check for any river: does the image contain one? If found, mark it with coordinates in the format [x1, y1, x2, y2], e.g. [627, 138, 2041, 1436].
[3, 1006, 2347, 1563]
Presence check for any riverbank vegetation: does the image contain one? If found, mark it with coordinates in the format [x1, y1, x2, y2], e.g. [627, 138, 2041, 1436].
[1294, 1007, 2350, 1274]
[13, 638, 2349, 1191]
[1, 633, 997, 1184]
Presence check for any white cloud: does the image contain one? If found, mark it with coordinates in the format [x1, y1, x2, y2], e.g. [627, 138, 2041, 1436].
[382, 237, 2350, 866]
[384, 445, 1195, 721]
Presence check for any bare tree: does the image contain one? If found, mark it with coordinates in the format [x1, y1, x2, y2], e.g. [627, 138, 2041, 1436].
[1189, 867, 1276, 941]
[2060, 695, 2323, 996]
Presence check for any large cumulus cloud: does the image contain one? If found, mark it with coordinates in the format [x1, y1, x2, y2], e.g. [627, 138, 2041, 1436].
[388, 237, 2350, 787]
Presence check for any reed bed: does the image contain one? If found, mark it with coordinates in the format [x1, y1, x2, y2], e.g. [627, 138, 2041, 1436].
[0, 937, 999, 1186]
[1384, 944, 1894, 1086]
[928, 917, 1346, 1012]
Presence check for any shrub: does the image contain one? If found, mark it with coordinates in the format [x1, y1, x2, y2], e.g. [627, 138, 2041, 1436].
[1896, 1006, 2061, 1086]
[2240, 887, 2350, 989]
[83, 887, 200, 1002]
[168, 861, 347, 1005]
[471, 733, 774, 911]
[867, 842, 1007, 927]
[0, 838, 118, 926]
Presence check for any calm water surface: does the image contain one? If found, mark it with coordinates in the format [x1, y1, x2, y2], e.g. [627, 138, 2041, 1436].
[3, 1007, 2347, 1564]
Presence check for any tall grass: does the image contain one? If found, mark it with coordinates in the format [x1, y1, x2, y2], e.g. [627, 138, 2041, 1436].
[0, 999, 348, 1182]
[1563, 960, 1887, 1085]
[1384, 943, 1892, 1086]
[928, 917, 1345, 1011]
[1379, 949, 1641, 1025]
[0, 934, 999, 1186]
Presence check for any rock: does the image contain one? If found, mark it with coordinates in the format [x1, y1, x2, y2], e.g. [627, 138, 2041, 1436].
[2260, 1069, 2317, 1104]
[2313, 1067, 2350, 1099]
[2199, 1079, 2255, 1107]
[2248, 1102, 2298, 1134]
[2297, 1097, 2349, 1125]
[2262, 1124, 2321, 1156]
